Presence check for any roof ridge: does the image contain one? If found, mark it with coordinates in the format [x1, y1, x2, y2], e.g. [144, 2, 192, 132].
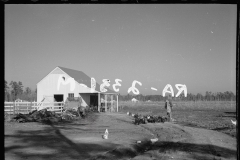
[58, 66, 84, 73]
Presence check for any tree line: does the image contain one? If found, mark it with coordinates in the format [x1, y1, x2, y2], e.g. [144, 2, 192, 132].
[118, 91, 236, 102]
[5, 80, 37, 102]
[5, 80, 236, 102]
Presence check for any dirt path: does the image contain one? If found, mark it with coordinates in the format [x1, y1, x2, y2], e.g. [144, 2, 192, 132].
[5, 112, 237, 160]
[133, 122, 237, 160]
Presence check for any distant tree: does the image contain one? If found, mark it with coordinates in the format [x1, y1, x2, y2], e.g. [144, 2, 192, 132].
[24, 87, 32, 95]
[209, 91, 213, 101]
[205, 91, 210, 101]
[145, 95, 151, 101]
[136, 94, 144, 101]
[220, 92, 226, 101]
[211, 93, 216, 101]
[9, 81, 24, 101]
[118, 91, 235, 102]
[196, 93, 203, 101]
[5, 80, 9, 92]
[18, 87, 37, 102]
[192, 94, 196, 102]
[126, 94, 132, 101]
[5, 80, 9, 101]
[228, 91, 235, 101]
[216, 92, 221, 101]
[187, 93, 195, 101]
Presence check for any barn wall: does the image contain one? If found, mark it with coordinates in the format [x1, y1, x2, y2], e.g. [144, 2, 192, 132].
[37, 67, 104, 108]
[37, 73, 73, 102]
[37, 72, 92, 107]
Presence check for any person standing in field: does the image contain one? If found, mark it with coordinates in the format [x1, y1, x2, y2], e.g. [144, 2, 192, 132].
[165, 95, 173, 122]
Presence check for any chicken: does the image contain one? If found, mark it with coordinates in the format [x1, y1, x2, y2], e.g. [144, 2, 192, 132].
[231, 119, 237, 126]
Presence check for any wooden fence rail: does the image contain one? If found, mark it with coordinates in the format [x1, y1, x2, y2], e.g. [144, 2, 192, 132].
[4, 101, 65, 115]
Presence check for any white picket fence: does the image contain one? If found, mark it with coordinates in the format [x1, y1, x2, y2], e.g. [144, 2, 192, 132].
[4, 101, 65, 115]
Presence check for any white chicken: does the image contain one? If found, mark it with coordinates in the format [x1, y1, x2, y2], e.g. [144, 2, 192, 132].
[102, 129, 109, 139]
[231, 119, 237, 126]
[150, 138, 158, 144]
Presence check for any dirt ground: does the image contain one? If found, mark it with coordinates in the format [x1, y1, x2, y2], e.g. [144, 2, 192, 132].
[5, 112, 237, 160]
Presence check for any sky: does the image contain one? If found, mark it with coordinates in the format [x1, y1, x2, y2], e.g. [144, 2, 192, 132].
[5, 4, 237, 96]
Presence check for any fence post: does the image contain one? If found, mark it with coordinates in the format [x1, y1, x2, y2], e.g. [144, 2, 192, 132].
[33, 101, 34, 110]
[111, 95, 113, 112]
[13, 101, 15, 116]
[105, 94, 107, 112]
[30, 101, 32, 112]
[116, 95, 118, 112]
[98, 93, 100, 112]
[61, 101, 63, 113]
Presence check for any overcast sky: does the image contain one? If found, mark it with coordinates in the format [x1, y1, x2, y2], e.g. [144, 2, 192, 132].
[5, 4, 236, 95]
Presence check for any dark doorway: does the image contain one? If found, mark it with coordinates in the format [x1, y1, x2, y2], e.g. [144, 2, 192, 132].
[54, 94, 64, 106]
[90, 95, 98, 106]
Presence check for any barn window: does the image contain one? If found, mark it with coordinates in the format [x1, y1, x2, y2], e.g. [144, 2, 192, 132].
[68, 93, 74, 101]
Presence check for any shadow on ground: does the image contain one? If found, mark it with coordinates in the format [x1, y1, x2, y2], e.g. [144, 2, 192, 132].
[88, 138, 237, 160]
[148, 141, 236, 159]
[5, 121, 237, 160]
[5, 123, 119, 160]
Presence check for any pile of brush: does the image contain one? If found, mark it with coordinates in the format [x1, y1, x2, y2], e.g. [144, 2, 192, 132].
[11, 107, 87, 124]
[12, 109, 62, 123]
[61, 108, 79, 121]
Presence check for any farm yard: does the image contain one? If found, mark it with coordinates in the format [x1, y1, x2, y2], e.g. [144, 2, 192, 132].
[5, 4, 237, 160]
[5, 101, 237, 160]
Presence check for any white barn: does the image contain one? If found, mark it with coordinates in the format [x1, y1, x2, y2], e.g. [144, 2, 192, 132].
[37, 66, 118, 111]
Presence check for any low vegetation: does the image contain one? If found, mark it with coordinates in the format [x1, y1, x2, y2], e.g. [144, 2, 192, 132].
[118, 101, 237, 137]
[119, 101, 236, 110]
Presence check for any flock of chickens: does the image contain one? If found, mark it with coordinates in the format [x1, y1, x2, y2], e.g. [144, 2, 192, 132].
[127, 112, 237, 127]
[127, 112, 169, 125]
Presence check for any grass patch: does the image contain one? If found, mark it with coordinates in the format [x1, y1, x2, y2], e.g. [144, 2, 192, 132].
[117, 101, 237, 137]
